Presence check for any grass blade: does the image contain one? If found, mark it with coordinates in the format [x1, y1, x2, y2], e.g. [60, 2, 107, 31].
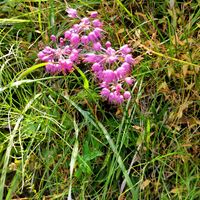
[62, 94, 136, 196]
[0, 93, 42, 200]
[68, 119, 79, 200]
[16, 62, 48, 80]
[74, 66, 89, 90]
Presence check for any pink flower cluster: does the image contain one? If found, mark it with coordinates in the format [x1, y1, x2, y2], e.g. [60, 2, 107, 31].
[38, 8, 136, 104]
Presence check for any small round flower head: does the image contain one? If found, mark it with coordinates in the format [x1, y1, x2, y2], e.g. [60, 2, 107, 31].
[93, 42, 102, 51]
[37, 8, 136, 104]
[66, 8, 78, 18]
[50, 35, 56, 42]
[69, 49, 79, 62]
[70, 33, 80, 45]
[120, 44, 131, 54]
[64, 31, 72, 39]
[90, 11, 98, 18]
[121, 62, 130, 73]
[123, 91, 131, 99]
[115, 66, 127, 79]
[105, 41, 111, 48]
[92, 19, 103, 27]
[83, 53, 103, 63]
[100, 88, 110, 98]
[59, 59, 73, 72]
[81, 35, 89, 45]
[88, 31, 97, 42]
[38, 46, 55, 62]
[102, 69, 116, 83]
[125, 54, 135, 64]
[125, 77, 134, 85]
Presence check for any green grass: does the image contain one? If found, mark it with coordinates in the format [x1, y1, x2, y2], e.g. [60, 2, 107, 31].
[0, 0, 200, 199]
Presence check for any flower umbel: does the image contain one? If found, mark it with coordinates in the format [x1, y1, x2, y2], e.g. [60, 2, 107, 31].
[37, 8, 136, 104]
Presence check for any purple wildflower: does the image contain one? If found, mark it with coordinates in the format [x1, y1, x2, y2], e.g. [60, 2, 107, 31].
[38, 46, 55, 62]
[102, 69, 116, 83]
[100, 88, 110, 98]
[70, 33, 80, 45]
[37, 8, 137, 104]
[59, 59, 73, 72]
[125, 77, 134, 85]
[64, 31, 72, 39]
[105, 41, 111, 48]
[88, 31, 97, 42]
[123, 91, 131, 99]
[50, 35, 56, 42]
[66, 8, 78, 18]
[90, 11, 98, 18]
[69, 49, 79, 62]
[125, 54, 135, 64]
[81, 35, 89, 45]
[120, 44, 131, 54]
[93, 42, 102, 51]
[92, 19, 103, 27]
[83, 53, 103, 63]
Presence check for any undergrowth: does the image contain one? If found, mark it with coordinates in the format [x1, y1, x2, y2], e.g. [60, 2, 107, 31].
[0, 0, 199, 200]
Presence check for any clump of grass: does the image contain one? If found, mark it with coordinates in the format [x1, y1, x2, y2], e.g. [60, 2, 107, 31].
[0, 0, 199, 199]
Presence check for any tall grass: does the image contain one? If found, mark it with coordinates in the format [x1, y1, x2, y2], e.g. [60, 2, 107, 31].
[0, 0, 199, 199]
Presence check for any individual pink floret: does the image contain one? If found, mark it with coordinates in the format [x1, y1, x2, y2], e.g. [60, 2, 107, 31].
[66, 8, 78, 18]
[93, 42, 102, 51]
[102, 69, 116, 83]
[125, 54, 135, 64]
[82, 17, 90, 23]
[125, 77, 134, 85]
[90, 11, 98, 18]
[100, 88, 110, 98]
[69, 49, 79, 62]
[70, 33, 80, 45]
[64, 31, 72, 39]
[46, 63, 60, 74]
[38, 46, 55, 62]
[83, 53, 103, 63]
[120, 44, 131, 54]
[115, 67, 127, 79]
[121, 62, 131, 73]
[123, 91, 131, 99]
[88, 31, 98, 42]
[92, 19, 103, 27]
[81, 35, 89, 45]
[50, 35, 57, 42]
[105, 41, 111, 48]
[59, 59, 73, 72]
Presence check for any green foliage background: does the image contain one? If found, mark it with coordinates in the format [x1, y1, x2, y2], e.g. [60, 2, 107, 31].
[0, 0, 199, 199]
